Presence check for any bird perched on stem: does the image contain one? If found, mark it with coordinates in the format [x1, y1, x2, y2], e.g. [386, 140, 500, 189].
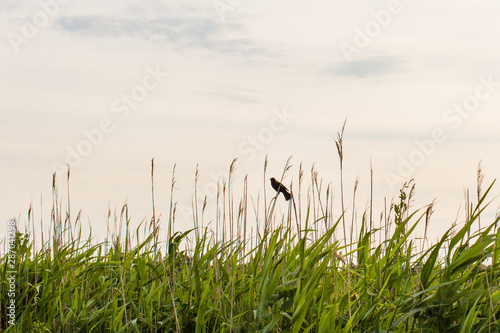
[270, 177, 291, 201]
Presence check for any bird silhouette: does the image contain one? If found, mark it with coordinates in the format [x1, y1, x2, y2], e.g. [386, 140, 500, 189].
[270, 177, 291, 201]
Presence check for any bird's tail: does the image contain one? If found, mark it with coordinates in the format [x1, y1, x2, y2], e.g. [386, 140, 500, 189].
[283, 191, 291, 201]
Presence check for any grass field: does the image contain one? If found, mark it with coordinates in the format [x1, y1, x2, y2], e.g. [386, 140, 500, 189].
[2, 150, 500, 332]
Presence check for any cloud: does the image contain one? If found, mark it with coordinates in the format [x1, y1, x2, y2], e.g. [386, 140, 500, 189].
[0, 0, 41, 23]
[325, 55, 404, 77]
[55, 14, 269, 57]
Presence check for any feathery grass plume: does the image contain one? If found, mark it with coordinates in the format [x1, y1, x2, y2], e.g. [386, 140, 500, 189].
[150, 158, 160, 256]
[193, 164, 200, 241]
[423, 200, 435, 249]
[334, 119, 347, 245]
[167, 163, 177, 254]
[350, 177, 359, 251]
[298, 162, 304, 227]
[334, 118, 351, 320]
[227, 158, 237, 333]
[477, 160, 484, 230]
[465, 187, 471, 240]
[263, 155, 269, 237]
[66, 165, 73, 242]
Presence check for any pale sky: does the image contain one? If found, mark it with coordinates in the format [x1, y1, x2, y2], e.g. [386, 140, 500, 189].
[2, 0, 500, 244]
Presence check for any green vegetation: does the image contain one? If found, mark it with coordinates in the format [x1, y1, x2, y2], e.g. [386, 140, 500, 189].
[2, 153, 500, 331]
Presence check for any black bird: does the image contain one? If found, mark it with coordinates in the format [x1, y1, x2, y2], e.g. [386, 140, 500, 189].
[270, 177, 291, 201]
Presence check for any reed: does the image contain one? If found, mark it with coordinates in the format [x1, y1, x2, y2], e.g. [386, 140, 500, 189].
[1, 156, 499, 332]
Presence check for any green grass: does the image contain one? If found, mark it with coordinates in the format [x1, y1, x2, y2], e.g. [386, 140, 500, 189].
[2, 157, 500, 332]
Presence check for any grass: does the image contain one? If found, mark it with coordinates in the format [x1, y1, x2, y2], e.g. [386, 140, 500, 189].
[2, 152, 500, 332]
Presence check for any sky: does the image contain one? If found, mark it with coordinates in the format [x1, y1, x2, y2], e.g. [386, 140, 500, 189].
[2, 0, 500, 245]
